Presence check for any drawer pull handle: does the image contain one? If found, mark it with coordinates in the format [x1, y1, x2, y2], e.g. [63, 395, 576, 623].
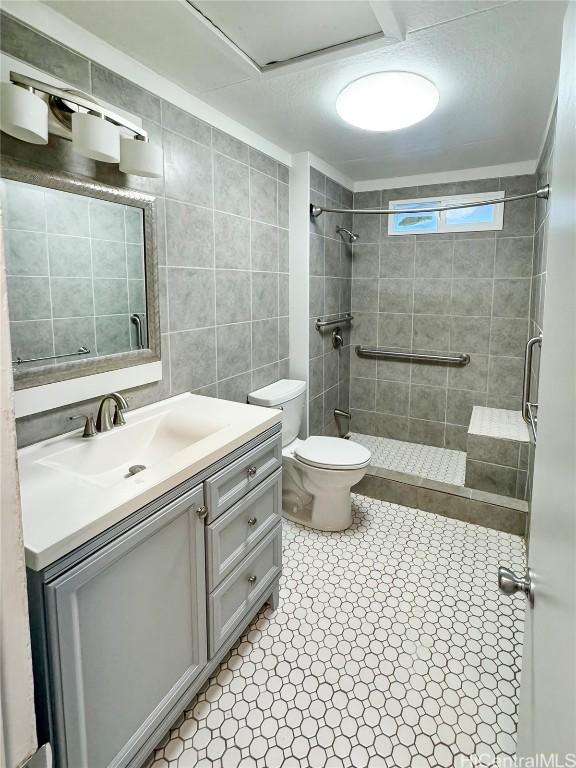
[196, 505, 208, 520]
[247, 465, 257, 479]
[247, 517, 258, 527]
[248, 575, 257, 584]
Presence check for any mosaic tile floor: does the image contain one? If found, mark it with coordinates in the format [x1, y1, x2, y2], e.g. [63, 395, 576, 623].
[152, 495, 525, 768]
[350, 433, 467, 486]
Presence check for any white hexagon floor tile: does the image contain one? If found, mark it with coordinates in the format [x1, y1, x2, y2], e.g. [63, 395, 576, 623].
[152, 494, 526, 768]
[349, 433, 467, 486]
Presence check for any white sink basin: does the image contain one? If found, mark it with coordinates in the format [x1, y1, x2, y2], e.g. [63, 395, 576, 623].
[19, 393, 281, 570]
[39, 410, 229, 488]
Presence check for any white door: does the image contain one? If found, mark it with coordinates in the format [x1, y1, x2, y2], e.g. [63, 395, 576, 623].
[514, 2, 576, 760]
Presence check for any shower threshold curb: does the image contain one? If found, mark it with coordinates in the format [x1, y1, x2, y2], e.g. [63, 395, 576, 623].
[354, 465, 527, 537]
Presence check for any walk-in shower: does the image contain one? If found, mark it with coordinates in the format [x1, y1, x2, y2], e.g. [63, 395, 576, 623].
[311, 174, 550, 503]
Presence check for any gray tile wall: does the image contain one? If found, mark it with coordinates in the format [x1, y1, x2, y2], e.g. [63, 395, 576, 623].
[1, 13, 289, 447]
[349, 175, 536, 449]
[309, 168, 353, 436]
[3, 179, 145, 365]
[526, 108, 556, 505]
[465, 433, 529, 500]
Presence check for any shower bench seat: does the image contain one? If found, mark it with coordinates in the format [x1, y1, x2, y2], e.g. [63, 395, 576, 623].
[465, 406, 531, 500]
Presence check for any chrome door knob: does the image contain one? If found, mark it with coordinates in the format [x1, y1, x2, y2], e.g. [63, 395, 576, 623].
[247, 517, 258, 527]
[498, 566, 534, 607]
[248, 575, 257, 584]
[196, 505, 208, 520]
[247, 466, 257, 479]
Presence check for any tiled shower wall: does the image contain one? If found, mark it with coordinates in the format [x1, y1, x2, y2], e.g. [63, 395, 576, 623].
[0, 12, 289, 448]
[349, 175, 536, 450]
[309, 168, 353, 436]
[526, 109, 556, 504]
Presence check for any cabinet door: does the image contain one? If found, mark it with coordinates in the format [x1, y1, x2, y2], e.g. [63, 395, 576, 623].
[45, 486, 206, 768]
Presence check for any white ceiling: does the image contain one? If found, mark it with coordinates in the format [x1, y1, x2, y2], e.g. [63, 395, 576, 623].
[192, 1, 384, 67]
[44, 0, 565, 181]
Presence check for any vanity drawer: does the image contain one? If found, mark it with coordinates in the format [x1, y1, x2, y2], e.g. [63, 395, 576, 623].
[205, 433, 282, 522]
[208, 523, 282, 657]
[207, 469, 281, 591]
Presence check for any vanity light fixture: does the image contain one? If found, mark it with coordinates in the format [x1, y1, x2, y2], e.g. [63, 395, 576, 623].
[119, 135, 163, 178]
[0, 81, 48, 144]
[336, 71, 439, 131]
[1, 71, 163, 178]
[72, 111, 121, 163]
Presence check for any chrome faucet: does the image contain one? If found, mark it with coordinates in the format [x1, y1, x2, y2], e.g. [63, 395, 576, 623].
[95, 392, 129, 433]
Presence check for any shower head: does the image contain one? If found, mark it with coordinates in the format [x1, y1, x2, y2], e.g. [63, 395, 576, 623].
[336, 226, 359, 243]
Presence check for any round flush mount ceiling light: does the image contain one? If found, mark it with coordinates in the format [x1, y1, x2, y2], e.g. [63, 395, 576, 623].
[336, 71, 439, 131]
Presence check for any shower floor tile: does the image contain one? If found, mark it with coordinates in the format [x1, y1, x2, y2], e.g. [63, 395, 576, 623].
[153, 495, 525, 768]
[350, 432, 467, 486]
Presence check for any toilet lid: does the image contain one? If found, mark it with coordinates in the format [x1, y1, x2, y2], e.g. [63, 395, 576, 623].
[294, 437, 371, 470]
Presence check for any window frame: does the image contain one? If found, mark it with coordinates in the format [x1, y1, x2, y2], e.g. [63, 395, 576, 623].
[387, 190, 505, 236]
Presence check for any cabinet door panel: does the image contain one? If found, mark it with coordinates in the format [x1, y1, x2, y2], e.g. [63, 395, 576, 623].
[45, 486, 206, 768]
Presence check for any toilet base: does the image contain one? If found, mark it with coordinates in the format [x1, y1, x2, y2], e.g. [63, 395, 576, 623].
[281, 454, 367, 532]
[284, 488, 353, 531]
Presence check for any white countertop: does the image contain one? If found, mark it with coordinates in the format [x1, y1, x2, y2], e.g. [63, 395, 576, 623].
[19, 393, 281, 571]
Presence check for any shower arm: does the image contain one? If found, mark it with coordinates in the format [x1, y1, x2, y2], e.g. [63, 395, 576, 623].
[310, 185, 550, 217]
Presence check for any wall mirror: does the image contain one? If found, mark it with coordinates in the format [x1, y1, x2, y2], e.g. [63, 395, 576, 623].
[1, 158, 160, 392]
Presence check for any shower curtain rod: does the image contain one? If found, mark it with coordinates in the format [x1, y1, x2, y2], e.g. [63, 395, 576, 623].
[310, 185, 550, 217]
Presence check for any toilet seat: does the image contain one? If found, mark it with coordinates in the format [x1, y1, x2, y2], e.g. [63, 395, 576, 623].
[294, 436, 371, 471]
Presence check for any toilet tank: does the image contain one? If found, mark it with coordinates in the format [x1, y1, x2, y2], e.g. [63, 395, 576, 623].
[248, 379, 306, 447]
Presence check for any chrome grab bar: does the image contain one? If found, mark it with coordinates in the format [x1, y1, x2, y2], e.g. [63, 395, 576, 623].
[522, 334, 542, 440]
[130, 313, 145, 349]
[12, 346, 90, 365]
[315, 313, 353, 330]
[355, 346, 470, 366]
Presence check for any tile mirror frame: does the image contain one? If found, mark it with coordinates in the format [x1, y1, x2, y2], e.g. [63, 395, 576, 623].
[1, 157, 161, 391]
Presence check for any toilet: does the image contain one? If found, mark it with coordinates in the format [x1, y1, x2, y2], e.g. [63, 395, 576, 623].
[248, 379, 371, 531]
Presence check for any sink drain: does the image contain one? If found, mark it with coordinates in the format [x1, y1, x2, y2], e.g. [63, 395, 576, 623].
[127, 464, 146, 477]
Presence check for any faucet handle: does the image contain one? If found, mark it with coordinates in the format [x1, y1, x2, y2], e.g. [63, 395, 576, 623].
[113, 406, 126, 426]
[69, 414, 97, 438]
[112, 392, 128, 426]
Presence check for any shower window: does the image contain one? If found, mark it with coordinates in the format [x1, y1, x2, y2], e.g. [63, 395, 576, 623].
[390, 202, 439, 234]
[389, 191, 504, 235]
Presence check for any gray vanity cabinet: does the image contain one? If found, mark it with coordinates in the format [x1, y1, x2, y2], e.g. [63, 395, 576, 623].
[27, 425, 283, 768]
[44, 485, 207, 768]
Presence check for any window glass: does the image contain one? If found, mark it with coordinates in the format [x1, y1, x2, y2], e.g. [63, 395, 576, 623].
[389, 193, 503, 235]
[444, 203, 495, 227]
[391, 202, 439, 234]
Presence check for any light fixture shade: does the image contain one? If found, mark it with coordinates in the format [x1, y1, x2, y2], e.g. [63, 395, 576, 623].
[119, 136, 163, 178]
[71, 111, 120, 162]
[336, 72, 439, 131]
[0, 82, 48, 144]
